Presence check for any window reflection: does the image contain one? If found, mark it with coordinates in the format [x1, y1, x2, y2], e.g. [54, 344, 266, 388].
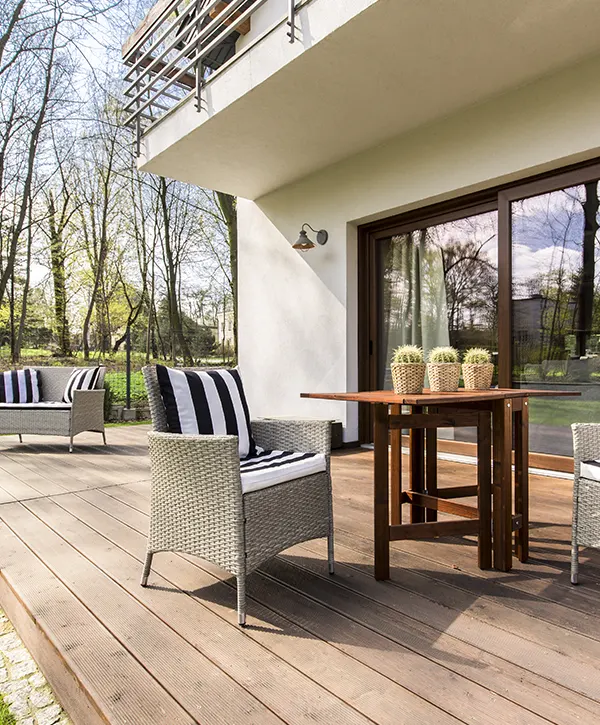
[379, 212, 498, 389]
[512, 181, 600, 456]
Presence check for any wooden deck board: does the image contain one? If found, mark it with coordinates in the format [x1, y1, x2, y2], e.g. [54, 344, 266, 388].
[0, 426, 599, 724]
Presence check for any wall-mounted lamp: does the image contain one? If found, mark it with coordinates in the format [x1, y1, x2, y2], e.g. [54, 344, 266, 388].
[292, 223, 329, 251]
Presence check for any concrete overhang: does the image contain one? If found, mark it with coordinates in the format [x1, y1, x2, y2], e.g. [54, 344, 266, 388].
[136, 0, 600, 199]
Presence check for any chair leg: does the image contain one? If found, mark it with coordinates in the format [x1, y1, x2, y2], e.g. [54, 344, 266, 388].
[102, 430, 107, 445]
[18, 434, 22, 443]
[571, 543, 579, 585]
[69, 435, 74, 453]
[236, 574, 246, 626]
[141, 552, 154, 586]
[327, 530, 335, 575]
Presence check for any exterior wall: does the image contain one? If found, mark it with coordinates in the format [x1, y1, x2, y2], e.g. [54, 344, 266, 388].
[238, 53, 600, 441]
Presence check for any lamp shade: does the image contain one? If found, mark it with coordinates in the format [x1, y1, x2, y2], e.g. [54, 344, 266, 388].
[292, 229, 315, 251]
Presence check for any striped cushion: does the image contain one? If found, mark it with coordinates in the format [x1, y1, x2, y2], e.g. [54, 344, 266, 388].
[63, 367, 101, 403]
[156, 365, 256, 458]
[0, 370, 41, 403]
[240, 448, 327, 494]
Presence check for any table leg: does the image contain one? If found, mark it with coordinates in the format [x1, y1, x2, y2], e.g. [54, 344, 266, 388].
[425, 426, 438, 522]
[390, 404, 402, 526]
[492, 399, 513, 572]
[409, 405, 425, 523]
[515, 398, 529, 562]
[477, 412, 492, 570]
[374, 403, 390, 580]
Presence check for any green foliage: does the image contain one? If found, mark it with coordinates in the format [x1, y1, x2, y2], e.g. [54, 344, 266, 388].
[428, 346, 459, 364]
[0, 696, 16, 725]
[463, 347, 491, 365]
[392, 345, 424, 364]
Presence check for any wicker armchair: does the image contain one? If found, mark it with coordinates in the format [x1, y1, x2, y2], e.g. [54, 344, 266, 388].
[141, 366, 334, 625]
[571, 423, 600, 584]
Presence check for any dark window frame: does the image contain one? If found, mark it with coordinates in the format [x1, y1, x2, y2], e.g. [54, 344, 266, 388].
[357, 158, 600, 442]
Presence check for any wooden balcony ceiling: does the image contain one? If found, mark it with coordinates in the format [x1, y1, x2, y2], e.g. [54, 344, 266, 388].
[0, 426, 599, 725]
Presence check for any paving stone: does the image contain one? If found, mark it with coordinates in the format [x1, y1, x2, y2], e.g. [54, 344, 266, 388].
[0, 608, 71, 725]
[35, 703, 62, 725]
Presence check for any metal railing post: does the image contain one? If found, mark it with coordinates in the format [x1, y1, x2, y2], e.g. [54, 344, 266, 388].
[126, 326, 131, 411]
[195, 0, 203, 112]
[287, 0, 296, 43]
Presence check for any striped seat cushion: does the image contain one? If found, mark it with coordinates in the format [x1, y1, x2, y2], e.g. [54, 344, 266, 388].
[156, 365, 256, 458]
[63, 367, 101, 403]
[0, 370, 41, 403]
[240, 447, 327, 494]
[581, 460, 600, 482]
[0, 401, 71, 411]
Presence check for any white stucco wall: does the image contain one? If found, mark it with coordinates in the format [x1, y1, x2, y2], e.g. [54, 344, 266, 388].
[238, 53, 600, 441]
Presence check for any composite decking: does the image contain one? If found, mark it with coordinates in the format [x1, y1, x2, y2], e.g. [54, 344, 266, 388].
[0, 425, 599, 725]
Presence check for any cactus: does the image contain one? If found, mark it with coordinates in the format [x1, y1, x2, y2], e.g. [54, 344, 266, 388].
[392, 345, 424, 364]
[428, 346, 459, 364]
[463, 347, 491, 365]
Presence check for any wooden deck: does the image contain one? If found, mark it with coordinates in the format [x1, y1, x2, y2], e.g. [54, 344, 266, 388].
[1, 426, 600, 725]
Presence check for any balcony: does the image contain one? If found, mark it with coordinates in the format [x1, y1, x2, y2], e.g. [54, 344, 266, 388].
[123, 0, 600, 199]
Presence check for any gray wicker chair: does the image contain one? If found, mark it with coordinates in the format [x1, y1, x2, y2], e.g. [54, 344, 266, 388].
[571, 423, 600, 584]
[141, 365, 334, 625]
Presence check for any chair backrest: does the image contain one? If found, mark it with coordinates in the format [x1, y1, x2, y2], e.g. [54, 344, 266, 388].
[142, 366, 168, 432]
[31, 366, 106, 402]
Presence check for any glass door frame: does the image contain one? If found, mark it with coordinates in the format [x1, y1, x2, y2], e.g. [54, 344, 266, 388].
[358, 158, 600, 444]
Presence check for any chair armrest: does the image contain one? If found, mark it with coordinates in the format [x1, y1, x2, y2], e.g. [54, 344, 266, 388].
[572, 423, 600, 478]
[147, 432, 244, 569]
[71, 388, 105, 433]
[251, 418, 331, 455]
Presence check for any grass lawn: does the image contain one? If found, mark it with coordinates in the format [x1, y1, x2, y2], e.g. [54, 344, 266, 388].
[528, 398, 600, 427]
[0, 697, 15, 725]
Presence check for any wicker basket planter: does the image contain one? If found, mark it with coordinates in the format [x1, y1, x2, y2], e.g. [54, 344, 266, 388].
[391, 362, 426, 395]
[427, 362, 461, 393]
[462, 362, 494, 390]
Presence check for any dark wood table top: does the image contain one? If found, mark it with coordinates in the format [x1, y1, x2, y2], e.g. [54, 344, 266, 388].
[301, 388, 581, 406]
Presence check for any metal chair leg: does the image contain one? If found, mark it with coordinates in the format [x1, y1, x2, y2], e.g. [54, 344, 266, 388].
[141, 552, 153, 586]
[571, 543, 579, 585]
[236, 574, 246, 626]
[328, 531, 335, 575]
[102, 430, 107, 445]
[18, 434, 22, 443]
[69, 435, 74, 453]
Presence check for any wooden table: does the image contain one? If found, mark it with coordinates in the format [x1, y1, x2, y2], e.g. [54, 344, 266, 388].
[302, 389, 579, 578]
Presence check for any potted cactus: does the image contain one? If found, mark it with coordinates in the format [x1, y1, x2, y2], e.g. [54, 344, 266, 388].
[427, 346, 461, 392]
[462, 347, 494, 390]
[391, 345, 426, 394]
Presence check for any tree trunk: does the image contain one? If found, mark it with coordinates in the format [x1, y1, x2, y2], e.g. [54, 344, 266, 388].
[47, 191, 71, 355]
[216, 191, 237, 356]
[159, 178, 193, 365]
[15, 193, 33, 361]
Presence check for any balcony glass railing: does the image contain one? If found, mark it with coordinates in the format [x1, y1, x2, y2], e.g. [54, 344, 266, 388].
[123, 0, 298, 152]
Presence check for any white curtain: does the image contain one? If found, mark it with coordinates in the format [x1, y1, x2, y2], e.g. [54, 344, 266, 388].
[381, 230, 450, 388]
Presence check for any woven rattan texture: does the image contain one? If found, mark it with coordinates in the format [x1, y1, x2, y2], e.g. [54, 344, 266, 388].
[391, 363, 426, 395]
[571, 423, 600, 583]
[142, 366, 334, 623]
[462, 363, 494, 391]
[427, 362, 461, 392]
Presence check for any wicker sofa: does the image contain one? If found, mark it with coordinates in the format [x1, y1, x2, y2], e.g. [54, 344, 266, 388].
[0, 366, 106, 452]
[141, 365, 334, 625]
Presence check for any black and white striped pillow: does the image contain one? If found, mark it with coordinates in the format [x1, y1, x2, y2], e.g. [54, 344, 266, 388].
[63, 367, 101, 403]
[0, 369, 41, 403]
[156, 365, 256, 458]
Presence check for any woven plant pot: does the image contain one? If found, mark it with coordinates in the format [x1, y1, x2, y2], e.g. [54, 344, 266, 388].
[427, 362, 461, 393]
[391, 362, 426, 395]
[462, 362, 494, 390]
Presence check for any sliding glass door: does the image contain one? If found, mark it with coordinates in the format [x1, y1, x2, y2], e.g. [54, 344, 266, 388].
[377, 210, 498, 389]
[511, 180, 600, 456]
